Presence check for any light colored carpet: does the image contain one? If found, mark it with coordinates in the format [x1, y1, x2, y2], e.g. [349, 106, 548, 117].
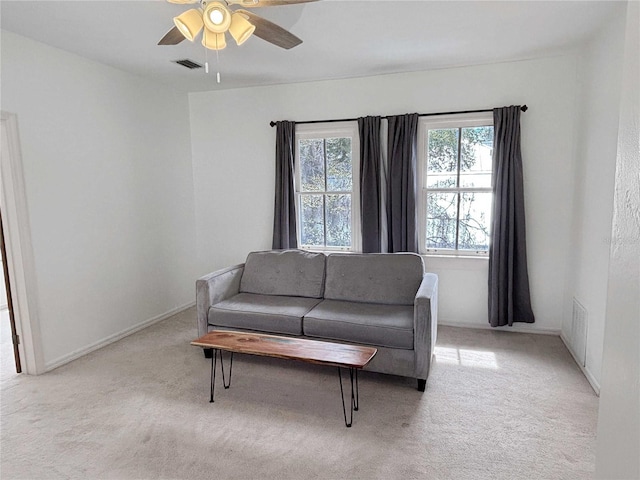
[1, 307, 598, 480]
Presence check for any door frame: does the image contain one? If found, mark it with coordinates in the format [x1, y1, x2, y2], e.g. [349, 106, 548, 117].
[1, 111, 45, 375]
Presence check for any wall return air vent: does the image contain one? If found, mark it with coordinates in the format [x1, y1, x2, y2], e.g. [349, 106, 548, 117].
[571, 298, 588, 367]
[172, 59, 203, 69]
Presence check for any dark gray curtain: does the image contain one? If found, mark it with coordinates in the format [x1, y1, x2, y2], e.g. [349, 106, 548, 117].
[488, 106, 535, 327]
[358, 116, 382, 253]
[386, 113, 419, 253]
[272, 121, 297, 249]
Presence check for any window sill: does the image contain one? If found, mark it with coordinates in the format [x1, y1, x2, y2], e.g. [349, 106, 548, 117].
[300, 248, 358, 255]
[300, 249, 489, 261]
[423, 253, 489, 260]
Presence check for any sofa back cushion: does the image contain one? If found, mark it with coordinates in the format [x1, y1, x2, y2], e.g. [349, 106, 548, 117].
[324, 253, 424, 305]
[240, 250, 326, 298]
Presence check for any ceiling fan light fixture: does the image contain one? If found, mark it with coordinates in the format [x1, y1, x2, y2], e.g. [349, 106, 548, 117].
[173, 9, 204, 42]
[229, 13, 255, 46]
[203, 2, 232, 34]
[202, 29, 227, 50]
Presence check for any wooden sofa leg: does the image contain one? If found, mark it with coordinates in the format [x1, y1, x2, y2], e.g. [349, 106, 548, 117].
[417, 379, 426, 392]
[204, 348, 213, 359]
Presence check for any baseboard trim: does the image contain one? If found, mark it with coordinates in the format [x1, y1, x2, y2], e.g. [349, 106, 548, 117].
[45, 302, 195, 372]
[438, 320, 561, 336]
[560, 332, 600, 395]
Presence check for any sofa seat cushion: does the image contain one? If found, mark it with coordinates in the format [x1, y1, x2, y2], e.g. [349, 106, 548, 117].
[209, 293, 322, 336]
[303, 300, 414, 350]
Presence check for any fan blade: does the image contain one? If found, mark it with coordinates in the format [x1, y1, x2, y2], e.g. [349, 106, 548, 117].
[229, 0, 318, 7]
[236, 10, 302, 49]
[158, 26, 186, 45]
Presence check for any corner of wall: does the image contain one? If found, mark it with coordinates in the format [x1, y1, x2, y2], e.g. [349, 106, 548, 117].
[559, 8, 627, 389]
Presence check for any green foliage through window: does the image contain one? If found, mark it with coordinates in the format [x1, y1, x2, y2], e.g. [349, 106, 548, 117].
[425, 126, 493, 252]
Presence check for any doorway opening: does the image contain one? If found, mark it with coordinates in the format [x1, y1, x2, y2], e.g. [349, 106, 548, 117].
[1, 111, 44, 376]
[1, 208, 21, 377]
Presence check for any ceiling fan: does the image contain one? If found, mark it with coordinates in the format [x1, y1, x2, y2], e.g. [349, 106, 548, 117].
[158, 0, 318, 51]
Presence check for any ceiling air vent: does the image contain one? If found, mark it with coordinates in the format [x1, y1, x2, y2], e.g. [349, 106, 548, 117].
[173, 59, 203, 70]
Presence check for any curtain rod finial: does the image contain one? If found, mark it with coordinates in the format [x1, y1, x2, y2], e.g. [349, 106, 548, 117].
[521, 105, 528, 112]
[270, 121, 276, 127]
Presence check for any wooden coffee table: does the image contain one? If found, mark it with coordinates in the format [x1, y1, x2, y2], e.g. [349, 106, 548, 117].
[191, 331, 377, 427]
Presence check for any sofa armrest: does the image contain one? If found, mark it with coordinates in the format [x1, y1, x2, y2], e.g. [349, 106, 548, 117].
[196, 264, 245, 337]
[413, 273, 439, 381]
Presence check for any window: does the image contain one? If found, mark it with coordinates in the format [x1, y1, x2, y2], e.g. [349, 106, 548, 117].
[418, 114, 494, 255]
[294, 122, 361, 251]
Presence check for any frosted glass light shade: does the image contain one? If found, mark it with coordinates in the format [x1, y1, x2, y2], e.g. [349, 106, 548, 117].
[173, 9, 203, 41]
[202, 29, 227, 50]
[229, 13, 255, 45]
[203, 2, 231, 33]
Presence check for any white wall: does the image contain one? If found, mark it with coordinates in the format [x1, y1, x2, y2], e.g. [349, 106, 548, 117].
[562, 9, 627, 390]
[1, 31, 197, 369]
[595, 1, 640, 477]
[189, 55, 579, 334]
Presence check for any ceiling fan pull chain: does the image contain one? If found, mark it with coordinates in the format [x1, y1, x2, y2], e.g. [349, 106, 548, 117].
[205, 46, 209, 74]
[215, 36, 221, 83]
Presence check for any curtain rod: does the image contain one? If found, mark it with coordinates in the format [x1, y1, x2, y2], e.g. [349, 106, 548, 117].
[269, 105, 527, 127]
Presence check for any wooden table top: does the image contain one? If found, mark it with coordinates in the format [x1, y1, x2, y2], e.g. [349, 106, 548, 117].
[191, 331, 377, 369]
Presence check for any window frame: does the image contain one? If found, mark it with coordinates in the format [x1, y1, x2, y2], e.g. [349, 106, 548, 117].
[294, 122, 362, 252]
[417, 113, 494, 257]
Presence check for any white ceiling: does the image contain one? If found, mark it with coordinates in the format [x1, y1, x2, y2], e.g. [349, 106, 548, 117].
[0, 0, 622, 93]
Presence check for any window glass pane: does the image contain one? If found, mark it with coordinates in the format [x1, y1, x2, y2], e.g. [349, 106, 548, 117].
[427, 129, 459, 188]
[458, 192, 492, 251]
[299, 139, 325, 192]
[325, 137, 352, 191]
[460, 126, 493, 188]
[300, 195, 324, 246]
[325, 194, 351, 248]
[426, 192, 458, 249]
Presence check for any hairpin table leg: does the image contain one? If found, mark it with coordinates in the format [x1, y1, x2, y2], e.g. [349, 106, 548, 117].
[210, 349, 233, 403]
[220, 351, 233, 389]
[338, 367, 359, 427]
[210, 348, 217, 403]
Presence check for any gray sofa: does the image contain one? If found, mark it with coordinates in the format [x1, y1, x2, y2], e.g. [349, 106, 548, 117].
[196, 249, 438, 390]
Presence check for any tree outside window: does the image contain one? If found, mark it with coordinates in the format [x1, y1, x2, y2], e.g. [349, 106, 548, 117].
[295, 124, 360, 251]
[423, 122, 494, 254]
